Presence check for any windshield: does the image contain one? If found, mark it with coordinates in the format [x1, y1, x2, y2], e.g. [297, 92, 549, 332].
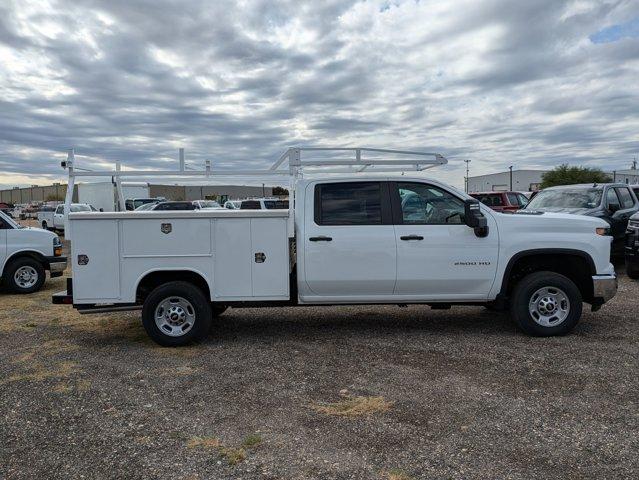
[135, 202, 157, 211]
[0, 211, 20, 228]
[527, 188, 602, 209]
[134, 199, 157, 209]
[198, 201, 221, 208]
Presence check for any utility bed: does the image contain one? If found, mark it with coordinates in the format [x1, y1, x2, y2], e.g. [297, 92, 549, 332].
[68, 209, 290, 304]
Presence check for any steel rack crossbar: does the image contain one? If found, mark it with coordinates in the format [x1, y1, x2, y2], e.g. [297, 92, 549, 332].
[60, 146, 447, 238]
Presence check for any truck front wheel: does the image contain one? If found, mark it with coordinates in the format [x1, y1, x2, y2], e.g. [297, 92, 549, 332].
[5, 258, 46, 294]
[142, 281, 212, 347]
[510, 271, 582, 336]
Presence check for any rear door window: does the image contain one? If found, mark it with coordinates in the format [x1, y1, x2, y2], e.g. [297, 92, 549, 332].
[606, 188, 620, 207]
[615, 188, 635, 209]
[479, 194, 504, 207]
[315, 182, 384, 225]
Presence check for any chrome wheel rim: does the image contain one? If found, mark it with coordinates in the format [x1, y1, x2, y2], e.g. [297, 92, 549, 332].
[154, 297, 196, 337]
[14, 266, 38, 289]
[528, 286, 570, 327]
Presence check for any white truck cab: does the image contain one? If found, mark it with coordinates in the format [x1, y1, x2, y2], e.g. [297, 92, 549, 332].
[38, 203, 95, 232]
[1, 211, 67, 293]
[53, 148, 617, 346]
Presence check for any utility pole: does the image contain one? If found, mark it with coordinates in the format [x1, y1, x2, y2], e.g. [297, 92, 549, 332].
[509, 166, 513, 191]
[464, 159, 471, 193]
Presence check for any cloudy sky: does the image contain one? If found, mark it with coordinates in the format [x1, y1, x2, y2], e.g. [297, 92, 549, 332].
[0, 0, 638, 189]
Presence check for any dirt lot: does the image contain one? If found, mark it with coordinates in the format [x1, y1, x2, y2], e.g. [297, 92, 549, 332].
[1, 254, 638, 479]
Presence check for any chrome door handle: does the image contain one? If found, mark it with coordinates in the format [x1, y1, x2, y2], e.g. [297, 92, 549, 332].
[400, 235, 424, 241]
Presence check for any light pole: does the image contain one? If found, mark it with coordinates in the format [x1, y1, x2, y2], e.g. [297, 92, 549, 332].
[509, 166, 513, 191]
[464, 159, 471, 193]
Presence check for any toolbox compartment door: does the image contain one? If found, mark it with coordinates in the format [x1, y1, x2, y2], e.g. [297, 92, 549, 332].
[72, 219, 120, 301]
[250, 217, 289, 297]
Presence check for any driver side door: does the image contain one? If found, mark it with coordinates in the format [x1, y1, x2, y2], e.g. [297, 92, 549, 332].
[391, 182, 499, 300]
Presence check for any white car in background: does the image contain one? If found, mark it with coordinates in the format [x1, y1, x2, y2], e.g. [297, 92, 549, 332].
[38, 203, 96, 232]
[227, 198, 289, 210]
[1, 211, 66, 293]
[192, 200, 224, 210]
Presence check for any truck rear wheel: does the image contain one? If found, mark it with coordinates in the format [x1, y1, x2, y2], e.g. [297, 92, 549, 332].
[510, 271, 582, 336]
[41, 221, 49, 230]
[5, 258, 46, 294]
[142, 281, 212, 347]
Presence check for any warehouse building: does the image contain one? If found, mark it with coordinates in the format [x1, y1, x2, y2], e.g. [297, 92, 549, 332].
[468, 170, 546, 193]
[468, 167, 639, 193]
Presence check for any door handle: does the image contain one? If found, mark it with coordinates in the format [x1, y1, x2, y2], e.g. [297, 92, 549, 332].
[309, 236, 333, 242]
[400, 235, 424, 241]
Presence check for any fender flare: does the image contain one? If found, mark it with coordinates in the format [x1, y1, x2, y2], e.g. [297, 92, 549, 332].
[499, 248, 596, 296]
[2, 250, 48, 276]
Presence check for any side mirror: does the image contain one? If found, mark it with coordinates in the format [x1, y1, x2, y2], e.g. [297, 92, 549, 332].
[608, 202, 620, 213]
[464, 199, 489, 237]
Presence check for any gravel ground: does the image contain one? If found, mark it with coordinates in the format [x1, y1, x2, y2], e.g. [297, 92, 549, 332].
[1, 250, 638, 479]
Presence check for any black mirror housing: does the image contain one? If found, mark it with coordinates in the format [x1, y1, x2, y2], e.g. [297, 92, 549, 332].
[464, 199, 489, 237]
[608, 202, 620, 213]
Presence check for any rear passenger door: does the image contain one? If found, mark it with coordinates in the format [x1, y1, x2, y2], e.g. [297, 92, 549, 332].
[302, 181, 396, 298]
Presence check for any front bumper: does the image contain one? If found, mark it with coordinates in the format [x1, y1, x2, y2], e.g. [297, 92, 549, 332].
[45, 255, 67, 278]
[592, 274, 618, 303]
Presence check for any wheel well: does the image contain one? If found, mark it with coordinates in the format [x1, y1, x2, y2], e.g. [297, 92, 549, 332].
[502, 252, 594, 302]
[3, 252, 47, 275]
[136, 271, 211, 303]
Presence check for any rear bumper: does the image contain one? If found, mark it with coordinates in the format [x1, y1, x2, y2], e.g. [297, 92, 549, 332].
[592, 274, 618, 303]
[45, 255, 67, 278]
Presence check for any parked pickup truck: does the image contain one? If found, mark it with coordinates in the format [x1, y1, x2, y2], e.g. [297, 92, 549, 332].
[53, 155, 617, 346]
[38, 203, 96, 232]
[1, 211, 67, 293]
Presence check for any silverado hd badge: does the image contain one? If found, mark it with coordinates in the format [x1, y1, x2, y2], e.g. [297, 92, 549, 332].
[161, 223, 172, 234]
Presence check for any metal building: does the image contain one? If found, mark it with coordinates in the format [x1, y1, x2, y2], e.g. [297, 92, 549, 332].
[468, 170, 547, 193]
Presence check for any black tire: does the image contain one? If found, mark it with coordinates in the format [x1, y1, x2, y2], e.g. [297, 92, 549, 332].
[211, 304, 228, 317]
[41, 221, 48, 230]
[510, 271, 582, 336]
[627, 263, 639, 280]
[142, 281, 212, 347]
[4, 257, 46, 294]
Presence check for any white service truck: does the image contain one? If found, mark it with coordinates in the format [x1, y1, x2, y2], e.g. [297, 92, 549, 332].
[1, 211, 67, 293]
[38, 203, 95, 232]
[52, 148, 617, 346]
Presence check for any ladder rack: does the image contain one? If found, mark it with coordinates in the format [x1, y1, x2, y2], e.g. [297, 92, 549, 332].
[60, 147, 447, 238]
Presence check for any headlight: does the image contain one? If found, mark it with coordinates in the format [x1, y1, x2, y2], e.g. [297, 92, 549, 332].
[596, 227, 610, 236]
[53, 237, 63, 256]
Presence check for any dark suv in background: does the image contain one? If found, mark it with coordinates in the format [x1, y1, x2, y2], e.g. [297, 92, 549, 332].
[625, 212, 639, 279]
[524, 183, 639, 254]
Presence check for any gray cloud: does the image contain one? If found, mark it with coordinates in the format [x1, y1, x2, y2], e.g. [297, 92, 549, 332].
[0, 0, 638, 188]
